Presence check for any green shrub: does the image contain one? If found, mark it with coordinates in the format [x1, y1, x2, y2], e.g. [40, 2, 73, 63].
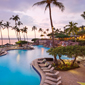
[16, 41, 28, 44]
[31, 38, 39, 42]
[52, 62, 79, 71]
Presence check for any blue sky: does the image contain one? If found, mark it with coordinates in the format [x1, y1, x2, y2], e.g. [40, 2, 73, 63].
[0, 0, 85, 38]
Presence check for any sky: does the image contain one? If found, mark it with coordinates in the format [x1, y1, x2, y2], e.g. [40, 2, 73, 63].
[0, 0, 85, 38]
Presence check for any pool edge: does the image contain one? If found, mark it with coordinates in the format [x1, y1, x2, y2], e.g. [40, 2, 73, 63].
[31, 59, 45, 85]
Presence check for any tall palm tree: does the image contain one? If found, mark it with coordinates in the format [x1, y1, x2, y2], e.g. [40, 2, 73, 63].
[16, 27, 20, 41]
[33, 0, 64, 47]
[4, 21, 11, 44]
[12, 26, 19, 41]
[32, 26, 37, 38]
[21, 29, 25, 41]
[64, 21, 79, 42]
[0, 20, 4, 46]
[46, 28, 49, 34]
[17, 21, 23, 40]
[39, 28, 43, 37]
[10, 15, 20, 26]
[23, 26, 28, 41]
[81, 11, 85, 20]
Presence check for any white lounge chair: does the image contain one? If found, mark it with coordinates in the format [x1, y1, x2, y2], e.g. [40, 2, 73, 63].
[45, 71, 59, 76]
[44, 80, 61, 85]
[41, 64, 52, 70]
[43, 67, 54, 72]
[46, 76, 61, 82]
[37, 59, 46, 63]
[38, 62, 50, 67]
[43, 83, 49, 85]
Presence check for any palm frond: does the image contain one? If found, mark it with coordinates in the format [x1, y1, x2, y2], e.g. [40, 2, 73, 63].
[33, 0, 46, 6]
[45, 3, 49, 11]
[53, 1, 65, 11]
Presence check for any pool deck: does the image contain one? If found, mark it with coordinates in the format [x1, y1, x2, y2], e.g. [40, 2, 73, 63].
[32, 58, 85, 85]
[32, 59, 46, 85]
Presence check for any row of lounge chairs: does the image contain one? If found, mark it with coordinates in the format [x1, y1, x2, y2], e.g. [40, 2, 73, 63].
[37, 58, 61, 85]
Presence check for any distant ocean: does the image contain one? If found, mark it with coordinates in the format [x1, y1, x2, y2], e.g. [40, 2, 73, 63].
[0, 38, 32, 45]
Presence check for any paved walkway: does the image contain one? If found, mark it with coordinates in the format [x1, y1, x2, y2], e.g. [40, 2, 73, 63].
[59, 61, 85, 85]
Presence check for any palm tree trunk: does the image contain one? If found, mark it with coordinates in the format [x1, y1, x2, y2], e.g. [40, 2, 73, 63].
[0, 28, 3, 46]
[24, 33, 25, 41]
[15, 20, 17, 26]
[15, 31, 18, 41]
[17, 32, 19, 41]
[19, 32, 21, 41]
[26, 33, 28, 41]
[49, 4, 54, 48]
[34, 30, 36, 38]
[7, 28, 11, 44]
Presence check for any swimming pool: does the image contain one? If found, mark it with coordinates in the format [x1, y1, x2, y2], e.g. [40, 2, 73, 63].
[0, 45, 71, 85]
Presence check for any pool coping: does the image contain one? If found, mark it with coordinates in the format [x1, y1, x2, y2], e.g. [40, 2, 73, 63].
[0, 46, 34, 56]
[31, 59, 46, 85]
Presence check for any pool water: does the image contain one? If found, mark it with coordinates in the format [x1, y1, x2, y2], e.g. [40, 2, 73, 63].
[0, 45, 71, 85]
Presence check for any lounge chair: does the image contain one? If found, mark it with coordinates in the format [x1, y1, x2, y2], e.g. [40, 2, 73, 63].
[43, 67, 54, 72]
[43, 83, 49, 85]
[44, 80, 61, 85]
[45, 71, 59, 76]
[41, 64, 52, 70]
[38, 62, 50, 67]
[46, 76, 61, 82]
[37, 59, 46, 64]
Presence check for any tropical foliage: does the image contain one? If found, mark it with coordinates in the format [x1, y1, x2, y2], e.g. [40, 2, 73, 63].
[47, 45, 85, 70]
[31, 38, 39, 43]
[16, 41, 28, 44]
[81, 11, 85, 20]
[64, 21, 79, 35]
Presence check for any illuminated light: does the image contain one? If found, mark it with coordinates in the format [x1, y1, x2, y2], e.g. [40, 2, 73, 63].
[16, 54, 20, 63]
[69, 70, 81, 75]
[80, 28, 81, 29]
[77, 82, 85, 85]
[41, 48, 44, 55]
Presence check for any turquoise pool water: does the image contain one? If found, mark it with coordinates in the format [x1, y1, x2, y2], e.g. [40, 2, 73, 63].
[0, 45, 71, 85]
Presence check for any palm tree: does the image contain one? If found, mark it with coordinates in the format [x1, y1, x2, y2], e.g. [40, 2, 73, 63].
[10, 15, 20, 26]
[32, 26, 37, 38]
[43, 31, 46, 38]
[64, 21, 79, 42]
[17, 21, 23, 40]
[81, 11, 85, 20]
[16, 27, 20, 41]
[21, 29, 25, 41]
[0, 20, 4, 46]
[64, 22, 78, 35]
[23, 26, 28, 41]
[39, 28, 43, 38]
[4, 21, 11, 44]
[33, 0, 64, 47]
[12, 26, 19, 41]
[46, 28, 49, 34]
